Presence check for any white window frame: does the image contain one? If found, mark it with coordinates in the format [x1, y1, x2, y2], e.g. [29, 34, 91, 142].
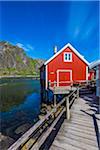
[64, 52, 72, 62]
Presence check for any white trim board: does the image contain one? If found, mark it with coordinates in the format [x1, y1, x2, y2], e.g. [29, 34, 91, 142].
[57, 69, 72, 87]
[86, 66, 88, 81]
[45, 65, 48, 89]
[44, 43, 90, 66]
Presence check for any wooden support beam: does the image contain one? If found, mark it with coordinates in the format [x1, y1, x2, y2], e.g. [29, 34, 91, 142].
[66, 97, 70, 120]
[54, 94, 57, 107]
[53, 81, 57, 107]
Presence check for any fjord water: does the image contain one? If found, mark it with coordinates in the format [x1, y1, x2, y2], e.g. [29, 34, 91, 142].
[0, 78, 41, 139]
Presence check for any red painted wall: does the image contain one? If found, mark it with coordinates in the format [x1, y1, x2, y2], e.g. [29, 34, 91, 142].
[47, 47, 87, 86]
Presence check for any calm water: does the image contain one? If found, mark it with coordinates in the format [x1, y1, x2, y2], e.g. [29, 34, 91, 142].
[0, 78, 41, 139]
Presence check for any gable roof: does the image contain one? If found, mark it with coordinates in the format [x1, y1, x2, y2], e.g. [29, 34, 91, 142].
[89, 59, 100, 69]
[44, 43, 90, 66]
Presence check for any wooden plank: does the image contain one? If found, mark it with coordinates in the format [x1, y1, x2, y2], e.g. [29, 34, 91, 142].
[31, 108, 66, 150]
[62, 122, 95, 132]
[57, 97, 65, 108]
[71, 114, 93, 121]
[57, 131, 98, 147]
[70, 118, 94, 125]
[70, 117, 94, 124]
[59, 126, 97, 141]
[68, 120, 94, 128]
[50, 145, 65, 150]
[71, 105, 91, 110]
[69, 97, 75, 106]
[71, 116, 93, 123]
[51, 139, 82, 150]
[71, 111, 91, 116]
[61, 125, 96, 136]
[63, 121, 95, 130]
[55, 135, 98, 150]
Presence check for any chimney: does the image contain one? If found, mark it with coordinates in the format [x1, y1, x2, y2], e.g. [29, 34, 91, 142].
[54, 45, 57, 54]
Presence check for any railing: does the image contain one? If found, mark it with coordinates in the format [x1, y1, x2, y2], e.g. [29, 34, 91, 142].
[48, 81, 73, 88]
[8, 88, 79, 150]
[48, 80, 96, 88]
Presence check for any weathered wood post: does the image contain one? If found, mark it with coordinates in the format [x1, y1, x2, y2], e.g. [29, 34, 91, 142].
[54, 81, 57, 107]
[66, 97, 70, 120]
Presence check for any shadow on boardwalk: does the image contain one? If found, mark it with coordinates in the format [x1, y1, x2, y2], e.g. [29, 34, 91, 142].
[80, 92, 100, 148]
[41, 89, 100, 150]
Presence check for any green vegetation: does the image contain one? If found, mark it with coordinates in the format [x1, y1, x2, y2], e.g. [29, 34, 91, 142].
[0, 41, 45, 76]
[16, 55, 23, 63]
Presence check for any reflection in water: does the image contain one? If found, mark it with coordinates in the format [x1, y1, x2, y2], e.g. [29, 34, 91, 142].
[0, 78, 41, 139]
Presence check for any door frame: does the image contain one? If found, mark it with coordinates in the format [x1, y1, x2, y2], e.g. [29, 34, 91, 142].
[57, 69, 72, 87]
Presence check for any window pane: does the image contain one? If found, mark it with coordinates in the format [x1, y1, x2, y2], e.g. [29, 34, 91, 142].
[64, 53, 72, 61]
[65, 54, 67, 60]
[69, 54, 70, 60]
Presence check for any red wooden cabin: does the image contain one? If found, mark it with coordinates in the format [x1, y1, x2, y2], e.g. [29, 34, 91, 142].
[40, 43, 90, 100]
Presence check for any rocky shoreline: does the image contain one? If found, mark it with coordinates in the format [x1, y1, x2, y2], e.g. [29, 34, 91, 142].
[0, 75, 40, 79]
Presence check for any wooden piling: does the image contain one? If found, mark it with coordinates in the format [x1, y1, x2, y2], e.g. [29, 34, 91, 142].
[66, 97, 70, 120]
[54, 81, 57, 107]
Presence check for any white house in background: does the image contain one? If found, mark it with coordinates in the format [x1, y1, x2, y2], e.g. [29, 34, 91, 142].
[89, 60, 100, 97]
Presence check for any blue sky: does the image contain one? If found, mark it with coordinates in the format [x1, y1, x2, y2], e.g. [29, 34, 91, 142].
[0, 1, 99, 62]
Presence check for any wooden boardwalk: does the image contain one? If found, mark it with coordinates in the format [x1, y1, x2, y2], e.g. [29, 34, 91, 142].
[7, 87, 99, 150]
[50, 96, 99, 150]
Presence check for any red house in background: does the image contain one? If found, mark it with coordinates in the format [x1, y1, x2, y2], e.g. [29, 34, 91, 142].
[40, 43, 90, 100]
[88, 69, 95, 80]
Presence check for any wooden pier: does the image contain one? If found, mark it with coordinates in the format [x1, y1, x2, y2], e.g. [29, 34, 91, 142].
[8, 81, 99, 150]
[50, 96, 99, 150]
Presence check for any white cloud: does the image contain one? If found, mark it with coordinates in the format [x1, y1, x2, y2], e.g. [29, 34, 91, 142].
[27, 44, 34, 51]
[16, 43, 24, 48]
[23, 47, 29, 52]
[16, 43, 34, 52]
[16, 43, 29, 52]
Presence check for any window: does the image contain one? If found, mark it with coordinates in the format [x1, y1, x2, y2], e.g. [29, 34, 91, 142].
[64, 52, 72, 62]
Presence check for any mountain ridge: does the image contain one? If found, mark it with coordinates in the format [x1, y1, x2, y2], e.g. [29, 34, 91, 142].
[0, 41, 45, 76]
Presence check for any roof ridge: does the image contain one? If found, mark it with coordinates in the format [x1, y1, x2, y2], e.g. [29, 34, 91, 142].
[44, 43, 90, 66]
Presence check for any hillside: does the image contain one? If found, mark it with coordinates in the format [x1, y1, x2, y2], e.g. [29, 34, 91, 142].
[0, 41, 45, 76]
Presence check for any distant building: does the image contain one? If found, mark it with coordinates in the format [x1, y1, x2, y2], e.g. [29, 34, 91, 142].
[40, 43, 91, 100]
[89, 60, 100, 97]
[88, 69, 95, 80]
